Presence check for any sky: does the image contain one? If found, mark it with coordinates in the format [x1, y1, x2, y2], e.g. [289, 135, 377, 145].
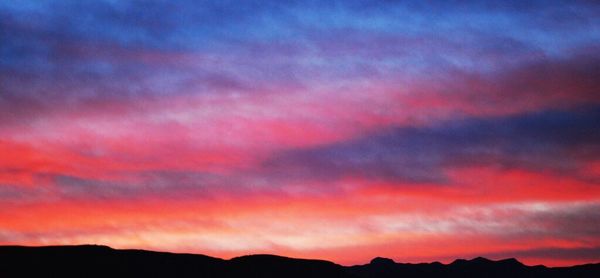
[1, 0, 600, 267]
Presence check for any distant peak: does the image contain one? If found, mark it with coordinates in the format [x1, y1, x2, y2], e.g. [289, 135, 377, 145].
[450, 257, 492, 265]
[451, 257, 525, 266]
[370, 257, 396, 265]
[498, 258, 524, 266]
[471, 256, 492, 263]
[77, 244, 112, 248]
[450, 258, 468, 265]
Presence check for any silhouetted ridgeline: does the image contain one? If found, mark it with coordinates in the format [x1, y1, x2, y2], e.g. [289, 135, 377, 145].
[1, 245, 599, 277]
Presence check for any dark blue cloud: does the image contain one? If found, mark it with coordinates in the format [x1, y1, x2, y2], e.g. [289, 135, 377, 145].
[264, 106, 600, 184]
[15, 170, 287, 202]
[1, 0, 599, 127]
[2, 0, 597, 89]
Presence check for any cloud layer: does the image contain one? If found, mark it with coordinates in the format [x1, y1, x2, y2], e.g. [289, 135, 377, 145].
[1, 0, 599, 266]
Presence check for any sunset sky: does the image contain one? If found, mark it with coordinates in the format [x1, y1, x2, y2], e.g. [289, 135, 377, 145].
[1, 0, 599, 266]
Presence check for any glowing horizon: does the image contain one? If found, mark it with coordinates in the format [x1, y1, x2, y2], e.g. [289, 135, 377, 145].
[1, 0, 599, 266]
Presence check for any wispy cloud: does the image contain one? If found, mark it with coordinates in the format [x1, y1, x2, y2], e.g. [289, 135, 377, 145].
[1, 0, 599, 266]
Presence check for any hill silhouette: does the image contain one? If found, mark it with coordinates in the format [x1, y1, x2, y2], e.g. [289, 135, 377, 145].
[1, 245, 599, 277]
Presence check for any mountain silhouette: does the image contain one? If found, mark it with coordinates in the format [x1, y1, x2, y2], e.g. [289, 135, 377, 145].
[1, 245, 599, 277]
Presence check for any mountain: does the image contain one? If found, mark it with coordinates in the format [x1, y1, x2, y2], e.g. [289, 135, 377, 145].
[1, 245, 599, 277]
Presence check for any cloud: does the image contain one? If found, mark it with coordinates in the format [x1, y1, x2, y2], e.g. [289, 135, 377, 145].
[264, 106, 600, 184]
[1, 0, 599, 265]
[2, 0, 599, 126]
[515, 202, 600, 241]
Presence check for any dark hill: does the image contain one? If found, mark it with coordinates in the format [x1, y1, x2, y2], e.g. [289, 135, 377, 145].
[1, 245, 599, 277]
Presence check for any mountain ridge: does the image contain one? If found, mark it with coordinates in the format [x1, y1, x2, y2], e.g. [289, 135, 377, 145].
[1, 244, 599, 277]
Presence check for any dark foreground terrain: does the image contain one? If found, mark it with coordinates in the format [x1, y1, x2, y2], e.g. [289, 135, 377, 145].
[1, 245, 599, 277]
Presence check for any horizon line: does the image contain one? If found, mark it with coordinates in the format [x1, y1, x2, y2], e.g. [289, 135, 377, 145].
[2, 244, 599, 268]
